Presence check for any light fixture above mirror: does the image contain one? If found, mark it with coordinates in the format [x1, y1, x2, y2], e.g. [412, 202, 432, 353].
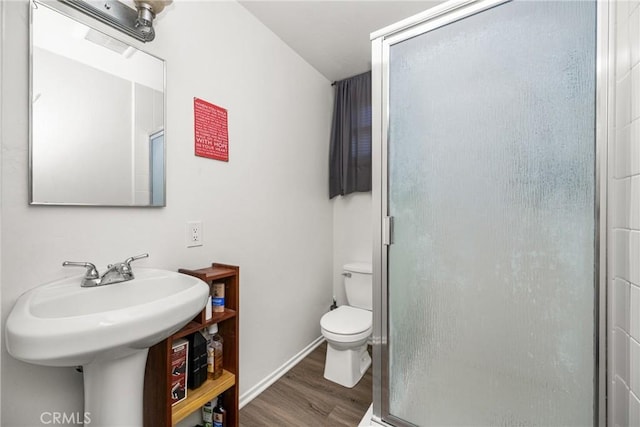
[58, 0, 172, 42]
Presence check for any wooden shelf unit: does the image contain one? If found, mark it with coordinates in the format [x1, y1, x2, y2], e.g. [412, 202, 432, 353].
[143, 263, 239, 426]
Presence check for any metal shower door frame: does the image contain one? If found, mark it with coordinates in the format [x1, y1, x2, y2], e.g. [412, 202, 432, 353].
[370, 1, 610, 426]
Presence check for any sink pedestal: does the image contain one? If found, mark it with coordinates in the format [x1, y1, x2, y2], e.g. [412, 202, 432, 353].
[83, 349, 149, 427]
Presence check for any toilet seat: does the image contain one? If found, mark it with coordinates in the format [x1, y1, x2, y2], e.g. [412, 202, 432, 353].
[321, 327, 371, 344]
[321, 306, 372, 343]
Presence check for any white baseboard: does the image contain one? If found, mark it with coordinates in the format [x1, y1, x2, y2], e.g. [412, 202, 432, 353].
[239, 336, 325, 409]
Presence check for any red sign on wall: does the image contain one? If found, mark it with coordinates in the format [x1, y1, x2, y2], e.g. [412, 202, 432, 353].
[194, 97, 229, 162]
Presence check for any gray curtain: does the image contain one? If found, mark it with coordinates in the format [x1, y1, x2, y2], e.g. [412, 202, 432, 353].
[329, 71, 372, 199]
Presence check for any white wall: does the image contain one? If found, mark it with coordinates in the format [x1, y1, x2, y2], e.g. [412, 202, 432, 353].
[611, 1, 640, 426]
[0, 1, 333, 425]
[332, 193, 372, 305]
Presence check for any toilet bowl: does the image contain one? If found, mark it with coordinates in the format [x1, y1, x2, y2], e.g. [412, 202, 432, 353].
[321, 305, 372, 387]
[320, 263, 372, 388]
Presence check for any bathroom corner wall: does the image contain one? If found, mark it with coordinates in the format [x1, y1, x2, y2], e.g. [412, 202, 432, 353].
[0, 1, 333, 425]
[611, 1, 640, 426]
[332, 193, 373, 306]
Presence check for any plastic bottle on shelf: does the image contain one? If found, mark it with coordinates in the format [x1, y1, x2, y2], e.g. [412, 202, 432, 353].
[204, 327, 214, 381]
[212, 283, 225, 313]
[202, 400, 213, 427]
[213, 394, 226, 427]
[202, 329, 215, 380]
[205, 295, 212, 320]
[208, 324, 224, 380]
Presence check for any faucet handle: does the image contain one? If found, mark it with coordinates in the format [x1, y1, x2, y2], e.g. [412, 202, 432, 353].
[62, 261, 101, 287]
[62, 261, 100, 279]
[116, 253, 148, 281]
[124, 253, 149, 267]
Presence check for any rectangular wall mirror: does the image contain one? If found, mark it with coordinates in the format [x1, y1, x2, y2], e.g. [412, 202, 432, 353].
[30, 1, 166, 206]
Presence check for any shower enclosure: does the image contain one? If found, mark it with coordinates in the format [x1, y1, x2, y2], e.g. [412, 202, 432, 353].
[371, 0, 608, 425]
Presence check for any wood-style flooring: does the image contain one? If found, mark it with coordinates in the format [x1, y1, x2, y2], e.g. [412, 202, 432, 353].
[239, 342, 372, 427]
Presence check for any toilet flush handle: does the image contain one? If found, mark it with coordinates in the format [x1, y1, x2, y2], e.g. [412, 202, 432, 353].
[342, 272, 352, 278]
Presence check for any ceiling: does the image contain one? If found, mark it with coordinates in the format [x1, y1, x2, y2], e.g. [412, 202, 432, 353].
[238, 1, 441, 82]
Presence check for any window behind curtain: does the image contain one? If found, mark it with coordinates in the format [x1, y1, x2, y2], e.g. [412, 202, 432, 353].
[329, 71, 372, 198]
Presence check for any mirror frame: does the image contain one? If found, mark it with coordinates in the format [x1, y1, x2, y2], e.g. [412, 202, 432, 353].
[29, 0, 167, 207]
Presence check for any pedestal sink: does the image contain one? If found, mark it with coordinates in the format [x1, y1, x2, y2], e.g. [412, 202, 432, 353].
[5, 268, 209, 426]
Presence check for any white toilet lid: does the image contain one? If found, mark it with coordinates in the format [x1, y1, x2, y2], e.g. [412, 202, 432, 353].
[321, 306, 372, 335]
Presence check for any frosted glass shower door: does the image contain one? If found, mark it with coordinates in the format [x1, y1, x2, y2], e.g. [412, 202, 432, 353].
[384, 1, 597, 425]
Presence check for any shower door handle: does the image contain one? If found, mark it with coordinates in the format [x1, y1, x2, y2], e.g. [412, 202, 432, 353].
[383, 216, 394, 246]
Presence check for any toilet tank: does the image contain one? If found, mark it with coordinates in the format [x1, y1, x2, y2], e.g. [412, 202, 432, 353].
[343, 262, 372, 310]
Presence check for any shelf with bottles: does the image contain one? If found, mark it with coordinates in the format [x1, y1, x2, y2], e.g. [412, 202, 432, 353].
[143, 263, 239, 427]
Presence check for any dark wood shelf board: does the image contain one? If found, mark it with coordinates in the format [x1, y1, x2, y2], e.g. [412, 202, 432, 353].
[207, 309, 237, 326]
[173, 321, 201, 340]
[172, 309, 237, 340]
[178, 266, 237, 281]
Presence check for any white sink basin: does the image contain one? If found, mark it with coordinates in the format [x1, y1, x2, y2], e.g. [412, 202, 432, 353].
[5, 267, 209, 426]
[6, 268, 209, 366]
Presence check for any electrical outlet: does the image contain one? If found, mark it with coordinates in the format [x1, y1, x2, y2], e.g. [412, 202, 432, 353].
[186, 221, 203, 247]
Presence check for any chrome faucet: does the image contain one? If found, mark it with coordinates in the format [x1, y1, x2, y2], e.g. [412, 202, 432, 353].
[63, 253, 149, 287]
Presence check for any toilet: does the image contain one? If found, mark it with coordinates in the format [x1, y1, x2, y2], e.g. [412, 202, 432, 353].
[320, 262, 372, 388]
